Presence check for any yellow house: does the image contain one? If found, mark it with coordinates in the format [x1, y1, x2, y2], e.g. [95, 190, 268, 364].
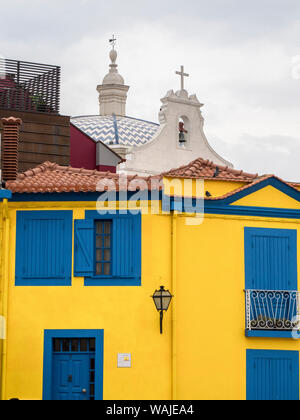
[1, 157, 300, 400]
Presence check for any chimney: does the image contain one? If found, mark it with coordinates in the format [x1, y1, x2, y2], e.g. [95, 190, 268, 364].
[1, 117, 22, 181]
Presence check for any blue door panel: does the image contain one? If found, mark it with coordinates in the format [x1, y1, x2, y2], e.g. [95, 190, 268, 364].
[53, 354, 90, 401]
[247, 350, 299, 400]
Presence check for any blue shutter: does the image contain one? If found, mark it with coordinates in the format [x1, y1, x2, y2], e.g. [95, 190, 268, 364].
[245, 228, 297, 290]
[113, 214, 141, 280]
[15, 211, 72, 286]
[74, 219, 94, 277]
[247, 350, 299, 400]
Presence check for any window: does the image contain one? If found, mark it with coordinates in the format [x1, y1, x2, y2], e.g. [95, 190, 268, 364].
[15, 211, 73, 286]
[95, 220, 112, 276]
[74, 211, 141, 286]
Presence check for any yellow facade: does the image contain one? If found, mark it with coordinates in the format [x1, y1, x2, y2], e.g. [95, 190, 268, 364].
[1, 178, 300, 400]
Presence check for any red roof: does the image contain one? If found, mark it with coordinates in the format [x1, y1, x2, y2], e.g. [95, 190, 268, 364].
[6, 161, 163, 193]
[163, 157, 259, 182]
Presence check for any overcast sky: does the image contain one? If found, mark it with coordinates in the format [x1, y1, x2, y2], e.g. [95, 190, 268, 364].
[1, 0, 300, 180]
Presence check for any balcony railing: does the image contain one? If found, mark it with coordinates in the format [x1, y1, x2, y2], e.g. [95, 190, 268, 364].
[0, 59, 60, 114]
[245, 290, 300, 331]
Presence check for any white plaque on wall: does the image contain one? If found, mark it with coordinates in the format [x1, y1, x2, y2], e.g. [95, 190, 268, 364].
[118, 353, 131, 368]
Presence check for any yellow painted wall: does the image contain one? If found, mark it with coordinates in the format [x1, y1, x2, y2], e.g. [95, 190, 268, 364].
[233, 185, 300, 209]
[163, 177, 246, 198]
[176, 213, 300, 400]
[2, 182, 300, 400]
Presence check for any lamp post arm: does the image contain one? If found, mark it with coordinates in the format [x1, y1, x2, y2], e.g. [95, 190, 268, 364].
[160, 310, 164, 334]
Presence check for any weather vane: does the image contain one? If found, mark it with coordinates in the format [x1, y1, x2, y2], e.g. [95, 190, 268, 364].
[109, 35, 117, 50]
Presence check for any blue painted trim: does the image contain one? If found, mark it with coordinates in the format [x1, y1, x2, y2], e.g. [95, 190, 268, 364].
[0, 189, 11, 200]
[245, 330, 298, 338]
[246, 349, 299, 400]
[10, 191, 161, 202]
[224, 177, 300, 205]
[15, 210, 73, 286]
[43, 329, 104, 401]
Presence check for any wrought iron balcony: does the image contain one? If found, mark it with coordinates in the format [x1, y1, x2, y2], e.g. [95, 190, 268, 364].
[245, 290, 300, 331]
[0, 58, 60, 114]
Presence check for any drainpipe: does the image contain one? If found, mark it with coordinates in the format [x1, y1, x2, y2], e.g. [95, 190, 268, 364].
[1, 198, 9, 400]
[171, 211, 177, 400]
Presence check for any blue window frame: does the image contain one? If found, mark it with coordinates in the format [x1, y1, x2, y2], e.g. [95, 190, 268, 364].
[244, 227, 298, 338]
[43, 330, 104, 401]
[247, 350, 299, 400]
[15, 210, 73, 286]
[74, 211, 141, 286]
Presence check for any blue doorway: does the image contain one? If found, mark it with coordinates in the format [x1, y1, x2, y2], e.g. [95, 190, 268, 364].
[247, 350, 299, 400]
[43, 330, 104, 400]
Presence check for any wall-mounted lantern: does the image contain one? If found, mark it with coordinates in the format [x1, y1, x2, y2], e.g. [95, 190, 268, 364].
[151, 286, 174, 334]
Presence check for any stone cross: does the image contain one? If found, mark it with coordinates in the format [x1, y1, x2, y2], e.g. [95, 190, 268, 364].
[176, 65, 189, 91]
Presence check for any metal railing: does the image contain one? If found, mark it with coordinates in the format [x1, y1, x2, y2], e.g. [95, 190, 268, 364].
[245, 289, 300, 331]
[0, 59, 60, 114]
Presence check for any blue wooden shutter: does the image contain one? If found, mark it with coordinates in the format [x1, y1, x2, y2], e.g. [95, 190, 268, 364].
[74, 219, 94, 277]
[247, 350, 299, 400]
[15, 211, 72, 286]
[113, 214, 141, 280]
[245, 228, 297, 290]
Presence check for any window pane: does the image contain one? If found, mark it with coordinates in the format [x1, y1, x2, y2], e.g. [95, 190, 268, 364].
[104, 222, 111, 234]
[62, 339, 70, 352]
[96, 236, 103, 248]
[89, 338, 96, 352]
[90, 371, 95, 383]
[80, 339, 88, 352]
[103, 249, 111, 261]
[103, 263, 111, 275]
[96, 249, 102, 261]
[90, 384, 95, 396]
[103, 236, 111, 248]
[90, 358, 95, 370]
[96, 222, 103, 234]
[71, 339, 79, 352]
[53, 339, 61, 352]
[96, 263, 102, 275]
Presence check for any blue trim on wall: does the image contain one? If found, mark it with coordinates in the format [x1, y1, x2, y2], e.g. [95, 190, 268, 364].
[224, 177, 300, 205]
[9, 176, 300, 220]
[43, 329, 104, 401]
[10, 191, 162, 202]
[245, 330, 299, 338]
[0, 189, 11, 200]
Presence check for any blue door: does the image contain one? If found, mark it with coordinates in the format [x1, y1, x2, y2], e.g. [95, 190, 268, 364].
[51, 337, 96, 400]
[247, 350, 299, 400]
[52, 354, 90, 400]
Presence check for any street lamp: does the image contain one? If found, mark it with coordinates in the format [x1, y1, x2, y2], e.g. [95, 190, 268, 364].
[151, 286, 174, 334]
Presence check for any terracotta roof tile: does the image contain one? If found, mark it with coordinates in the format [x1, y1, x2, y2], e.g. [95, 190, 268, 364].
[163, 157, 259, 182]
[6, 161, 163, 194]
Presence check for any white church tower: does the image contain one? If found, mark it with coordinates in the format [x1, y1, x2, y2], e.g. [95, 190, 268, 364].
[72, 39, 232, 176]
[119, 64, 233, 175]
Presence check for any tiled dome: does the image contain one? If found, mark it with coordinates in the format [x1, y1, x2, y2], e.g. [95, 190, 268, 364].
[71, 115, 160, 148]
